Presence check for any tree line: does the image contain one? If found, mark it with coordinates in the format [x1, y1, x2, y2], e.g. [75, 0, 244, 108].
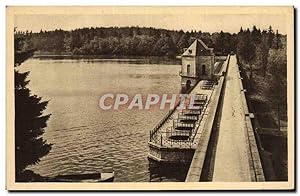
[16, 26, 245, 57]
[236, 25, 287, 128]
[17, 26, 286, 58]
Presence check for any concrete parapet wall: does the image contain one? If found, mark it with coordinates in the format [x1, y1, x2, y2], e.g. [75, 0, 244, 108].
[148, 142, 195, 163]
[185, 55, 230, 182]
[237, 65, 265, 182]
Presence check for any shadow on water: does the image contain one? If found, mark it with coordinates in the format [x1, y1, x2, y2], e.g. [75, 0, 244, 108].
[148, 159, 191, 182]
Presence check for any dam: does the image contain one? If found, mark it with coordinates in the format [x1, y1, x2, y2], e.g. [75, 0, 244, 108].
[148, 39, 265, 182]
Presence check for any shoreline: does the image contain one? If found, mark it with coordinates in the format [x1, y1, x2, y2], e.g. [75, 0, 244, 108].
[33, 53, 178, 59]
[32, 54, 182, 64]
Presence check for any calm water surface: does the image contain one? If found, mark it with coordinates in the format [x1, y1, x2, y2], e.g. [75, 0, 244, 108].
[18, 58, 183, 182]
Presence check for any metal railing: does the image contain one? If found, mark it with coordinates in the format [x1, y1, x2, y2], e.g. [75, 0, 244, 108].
[177, 113, 198, 121]
[201, 80, 215, 90]
[149, 80, 201, 142]
[150, 106, 205, 148]
[163, 126, 198, 149]
[194, 94, 208, 102]
[166, 126, 192, 137]
[149, 81, 211, 148]
[180, 108, 202, 116]
[149, 100, 182, 142]
[173, 119, 195, 129]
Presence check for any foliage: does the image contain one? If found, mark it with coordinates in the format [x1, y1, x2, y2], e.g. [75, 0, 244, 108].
[236, 25, 287, 123]
[17, 27, 240, 57]
[14, 33, 52, 181]
[16, 26, 285, 58]
[237, 33, 256, 63]
[266, 48, 287, 116]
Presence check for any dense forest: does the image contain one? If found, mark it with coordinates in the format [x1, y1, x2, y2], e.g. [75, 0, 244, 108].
[16, 26, 286, 58]
[15, 26, 256, 57]
[236, 26, 287, 121]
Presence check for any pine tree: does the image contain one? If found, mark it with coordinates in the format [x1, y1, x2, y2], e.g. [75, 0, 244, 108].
[14, 32, 52, 182]
[267, 25, 275, 48]
[273, 30, 282, 49]
[215, 30, 225, 54]
[237, 32, 255, 63]
[239, 27, 243, 34]
[251, 25, 262, 44]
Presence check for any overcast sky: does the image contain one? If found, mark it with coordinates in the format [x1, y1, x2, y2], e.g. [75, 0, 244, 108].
[15, 14, 287, 34]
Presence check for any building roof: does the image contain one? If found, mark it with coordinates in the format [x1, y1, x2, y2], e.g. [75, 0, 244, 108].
[182, 39, 214, 56]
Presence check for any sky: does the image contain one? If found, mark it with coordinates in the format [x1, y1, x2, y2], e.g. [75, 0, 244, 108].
[15, 13, 287, 34]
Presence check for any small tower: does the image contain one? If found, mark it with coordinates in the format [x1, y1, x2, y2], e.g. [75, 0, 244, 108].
[179, 39, 215, 90]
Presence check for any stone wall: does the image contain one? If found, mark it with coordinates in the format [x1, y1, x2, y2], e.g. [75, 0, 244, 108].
[195, 56, 214, 79]
[182, 56, 196, 76]
[148, 143, 195, 163]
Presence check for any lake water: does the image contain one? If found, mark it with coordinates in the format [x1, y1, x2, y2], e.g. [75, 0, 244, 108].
[18, 58, 186, 182]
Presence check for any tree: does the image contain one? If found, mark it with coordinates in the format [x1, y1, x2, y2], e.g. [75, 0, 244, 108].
[265, 48, 287, 130]
[237, 29, 256, 90]
[239, 27, 244, 35]
[151, 33, 177, 57]
[255, 42, 269, 78]
[267, 25, 275, 49]
[14, 32, 52, 182]
[215, 31, 225, 54]
[237, 33, 256, 63]
[251, 25, 262, 44]
[214, 31, 233, 55]
[273, 30, 282, 49]
[177, 33, 189, 53]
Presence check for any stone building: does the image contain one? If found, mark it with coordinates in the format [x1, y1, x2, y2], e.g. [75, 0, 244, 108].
[179, 39, 215, 90]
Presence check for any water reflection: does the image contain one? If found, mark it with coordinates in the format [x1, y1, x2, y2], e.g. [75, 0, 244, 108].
[33, 55, 181, 65]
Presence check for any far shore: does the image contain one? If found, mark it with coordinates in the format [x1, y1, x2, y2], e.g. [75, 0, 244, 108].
[32, 53, 227, 64]
[32, 53, 185, 64]
[33, 53, 178, 60]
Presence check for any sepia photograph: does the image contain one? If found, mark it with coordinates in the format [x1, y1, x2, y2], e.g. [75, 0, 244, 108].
[6, 6, 294, 190]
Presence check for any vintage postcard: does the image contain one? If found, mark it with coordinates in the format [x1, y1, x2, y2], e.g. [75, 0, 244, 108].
[6, 6, 294, 190]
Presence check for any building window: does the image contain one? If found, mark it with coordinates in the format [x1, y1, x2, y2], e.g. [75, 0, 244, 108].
[187, 64, 190, 75]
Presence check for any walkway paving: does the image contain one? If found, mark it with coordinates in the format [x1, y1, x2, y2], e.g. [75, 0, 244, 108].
[212, 55, 252, 182]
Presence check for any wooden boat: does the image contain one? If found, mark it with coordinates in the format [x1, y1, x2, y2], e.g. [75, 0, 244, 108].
[54, 172, 114, 182]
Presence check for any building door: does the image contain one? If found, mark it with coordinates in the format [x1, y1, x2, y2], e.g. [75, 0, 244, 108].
[186, 80, 191, 90]
[202, 64, 206, 75]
